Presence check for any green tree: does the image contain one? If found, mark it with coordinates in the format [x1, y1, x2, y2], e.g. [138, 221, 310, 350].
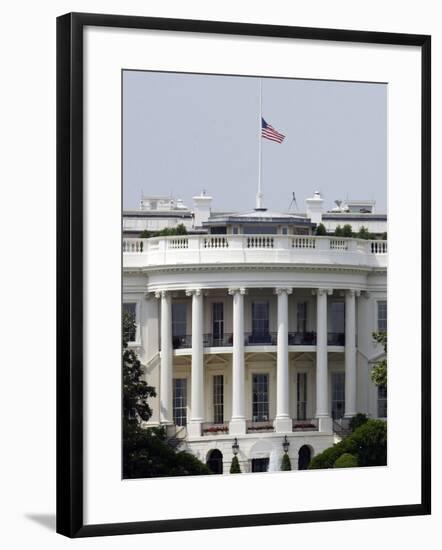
[281, 453, 292, 471]
[158, 223, 188, 237]
[316, 223, 327, 236]
[334, 225, 344, 236]
[122, 313, 211, 478]
[333, 453, 358, 468]
[342, 224, 353, 237]
[371, 331, 387, 387]
[308, 419, 387, 469]
[123, 313, 156, 424]
[356, 226, 373, 240]
[230, 455, 241, 473]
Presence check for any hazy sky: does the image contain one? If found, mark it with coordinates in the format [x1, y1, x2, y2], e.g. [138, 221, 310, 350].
[123, 70, 387, 213]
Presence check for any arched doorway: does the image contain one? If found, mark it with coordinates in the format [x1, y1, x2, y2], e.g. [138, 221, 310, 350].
[298, 445, 312, 470]
[207, 449, 223, 474]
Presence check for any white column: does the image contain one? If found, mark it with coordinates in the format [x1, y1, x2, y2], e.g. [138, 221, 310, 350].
[228, 287, 247, 435]
[274, 287, 293, 433]
[344, 289, 358, 418]
[186, 289, 204, 437]
[156, 290, 173, 424]
[315, 288, 332, 432]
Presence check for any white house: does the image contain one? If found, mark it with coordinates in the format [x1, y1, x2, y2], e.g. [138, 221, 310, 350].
[122, 192, 387, 474]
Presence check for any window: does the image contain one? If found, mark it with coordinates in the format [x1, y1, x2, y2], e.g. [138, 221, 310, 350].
[232, 226, 239, 235]
[213, 375, 224, 424]
[377, 385, 387, 418]
[173, 378, 187, 426]
[297, 372, 307, 420]
[297, 302, 308, 333]
[331, 372, 345, 419]
[212, 303, 224, 343]
[377, 301, 387, 332]
[172, 303, 187, 337]
[123, 302, 137, 342]
[252, 373, 269, 422]
[252, 301, 269, 336]
[281, 226, 288, 235]
[331, 302, 345, 333]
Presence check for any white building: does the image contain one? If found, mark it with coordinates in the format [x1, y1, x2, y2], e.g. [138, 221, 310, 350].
[123, 192, 387, 474]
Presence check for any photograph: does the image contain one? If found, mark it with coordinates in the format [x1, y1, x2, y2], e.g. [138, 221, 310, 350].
[122, 70, 388, 478]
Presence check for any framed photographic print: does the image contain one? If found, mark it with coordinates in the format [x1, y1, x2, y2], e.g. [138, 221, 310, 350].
[56, 12, 431, 537]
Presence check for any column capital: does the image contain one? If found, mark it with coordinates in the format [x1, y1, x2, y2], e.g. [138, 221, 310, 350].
[362, 290, 371, 299]
[228, 287, 248, 296]
[312, 288, 333, 296]
[185, 288, 202, 297]
[154, 289, 168, 299]
[274, 287, 293, 296]
[345, 289, 361, 298]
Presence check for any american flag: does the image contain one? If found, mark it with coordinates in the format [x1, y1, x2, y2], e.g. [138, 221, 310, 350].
[261, 118, 285, 143]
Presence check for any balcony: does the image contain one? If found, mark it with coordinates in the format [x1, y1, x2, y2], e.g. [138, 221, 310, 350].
[171, 331, 345, 349]
[123, 234, 387, 270]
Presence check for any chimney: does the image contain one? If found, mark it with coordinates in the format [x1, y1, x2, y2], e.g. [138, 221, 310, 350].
[193, 190, 212, 228]
[305, 191, 324, 224]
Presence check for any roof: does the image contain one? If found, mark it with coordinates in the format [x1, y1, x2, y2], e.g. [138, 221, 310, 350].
[205, 209, 311, 226]
[123, 210, 192, 218]
[322, 213, 387, 221]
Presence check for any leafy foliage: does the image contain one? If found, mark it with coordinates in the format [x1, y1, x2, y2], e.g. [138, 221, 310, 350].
[333, 453, 358, 468]
[371, 331, 387, 387]
[308, 419, 387, 469]
[281, 453, 292, 471]
[356, 225, 374, 240]
[316, 223, 327, 236]
[334, 225, 344, 236]
[123, 423, 212, 478]
[349, 413, 369, 432]
[230, 455, 241, 473]
[140, 223, 188, 239]
[122, 312, 211, 478]
[123, 313, 156, 424]
[342, 224, 353, 237]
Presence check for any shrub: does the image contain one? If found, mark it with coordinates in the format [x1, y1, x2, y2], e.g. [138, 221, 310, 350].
[281, 453, 291, 471]
[308, 419, 387, 469]
[356, 226, 374, 240]
[316, 223, 327, 236]
[334, 225, 344, 236]
[349, 413, 369, 432]
[333, 453, 358, 468]
[342, 224, 353, 237]
[230, 455, 241, 474]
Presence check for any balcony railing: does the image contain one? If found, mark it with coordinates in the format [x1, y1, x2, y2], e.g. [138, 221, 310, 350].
[288, 331, 317, 345]
[172, 335, 192, 349]
[203, 333, 233, 347]
[327, 332, 345, 346]
[245, 332, 276, 345]
[171, 331, 345, 349]
[123, 234, 388, 269]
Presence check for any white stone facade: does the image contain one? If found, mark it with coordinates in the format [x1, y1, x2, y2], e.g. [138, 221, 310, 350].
[123, 227, 387, 473]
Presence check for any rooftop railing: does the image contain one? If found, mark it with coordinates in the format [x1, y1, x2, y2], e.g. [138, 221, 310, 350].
[123, 234, 387, 269]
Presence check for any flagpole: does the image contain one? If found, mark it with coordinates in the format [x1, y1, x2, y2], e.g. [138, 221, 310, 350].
[256, 78, 263, 210]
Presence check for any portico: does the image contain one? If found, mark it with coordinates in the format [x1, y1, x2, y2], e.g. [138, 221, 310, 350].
[154, 284, 360, 437]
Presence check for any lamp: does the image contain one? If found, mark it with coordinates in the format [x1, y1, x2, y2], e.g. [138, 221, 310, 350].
[232, 437, 239, 456]
[282, 435, 290, 453]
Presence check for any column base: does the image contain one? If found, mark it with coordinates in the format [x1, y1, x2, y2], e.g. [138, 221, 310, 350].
[273, 416, 293, 433]
[187, 421, 202, 438]
[344, 412, 357, 419]
[229, 418, 246, 435]
[317, 416, 333, 432]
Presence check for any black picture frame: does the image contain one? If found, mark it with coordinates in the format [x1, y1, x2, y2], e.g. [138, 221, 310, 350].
[56, 12, 431, 538]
